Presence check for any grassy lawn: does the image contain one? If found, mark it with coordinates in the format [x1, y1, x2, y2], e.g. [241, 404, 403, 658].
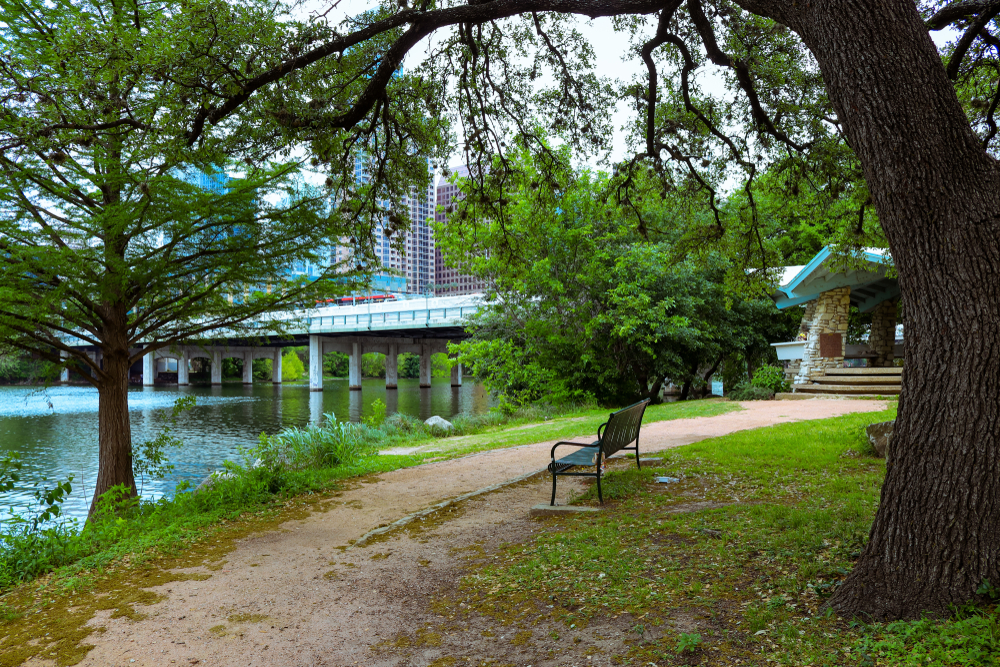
[453, 405, 1000, 666]
[380, 398, 740, 459]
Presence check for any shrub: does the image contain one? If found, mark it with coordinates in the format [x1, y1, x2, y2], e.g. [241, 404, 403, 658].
[750, 364, 790, 393]
[728, 383, 775, 401]
[281, 349, 305, 381]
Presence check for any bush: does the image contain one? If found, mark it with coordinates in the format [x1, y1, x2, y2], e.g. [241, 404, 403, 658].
[243, 414, 380, 472]
[728, 383, 775, 401]
[750, 364, 790, 393]
[281, 349, 305, 381]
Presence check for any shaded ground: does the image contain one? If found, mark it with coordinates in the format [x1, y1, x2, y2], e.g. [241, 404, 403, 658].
[29, 398, 887, 667]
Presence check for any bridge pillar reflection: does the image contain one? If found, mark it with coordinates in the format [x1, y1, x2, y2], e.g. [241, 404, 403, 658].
[309, 335, 323, 392]
[419, 344, 432, 388]
[385, 343, 398, 389]
[272, 348, 282, 384]
[309, 389, 323, 425]
[348, 341, 363, 391]
[211, 350, 222, 385]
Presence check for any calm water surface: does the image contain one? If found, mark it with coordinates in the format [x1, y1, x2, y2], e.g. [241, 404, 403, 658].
[0, 379, 491, 521]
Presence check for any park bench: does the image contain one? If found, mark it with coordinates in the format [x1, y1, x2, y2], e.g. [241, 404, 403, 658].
[548, 398, 650, 505]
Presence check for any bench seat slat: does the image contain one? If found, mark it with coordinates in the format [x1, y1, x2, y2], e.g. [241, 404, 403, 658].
[553, 447, 599, 467]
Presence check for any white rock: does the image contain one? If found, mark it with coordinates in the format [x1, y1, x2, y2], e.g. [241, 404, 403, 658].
[424, 415, 454, 431]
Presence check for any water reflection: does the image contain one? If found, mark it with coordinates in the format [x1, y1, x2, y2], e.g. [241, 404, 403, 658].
[0, 379, 491, 521]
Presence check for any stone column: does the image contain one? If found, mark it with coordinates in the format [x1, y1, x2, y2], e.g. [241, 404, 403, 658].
[419, 345, 432, 388]
[794, 286, 851, 386]
[59, 350, 69, 383]
[143, 347, 155, 386]
[348, 341, 363, 391]
[211, 349, 222, 385]
[242, 350, 253, 385]
[385, 343, 398, 389]
[450, 361, 462, 387]
[272, 348, 283, 384]
[309, 335, 323, 392]
[868, 299, 898, 367]
[178, 350, 190, 385]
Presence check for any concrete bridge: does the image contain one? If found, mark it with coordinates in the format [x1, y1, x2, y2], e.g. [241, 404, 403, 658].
[62, 294, 481, 391]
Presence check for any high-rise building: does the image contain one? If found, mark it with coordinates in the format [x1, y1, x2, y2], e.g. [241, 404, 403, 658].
[403, 173, 436, 296]
[434, 166, 487, 296]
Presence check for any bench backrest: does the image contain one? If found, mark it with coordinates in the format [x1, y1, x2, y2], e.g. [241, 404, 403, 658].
[598, 398, 650, 457]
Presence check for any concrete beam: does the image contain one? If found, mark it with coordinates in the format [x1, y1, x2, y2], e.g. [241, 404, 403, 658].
[273, 348, 282, 384]
[386, 343, 398, 390]
[242, 350, 253, 385]
[212, 350, 222, 385]
[419, 344, 432, 388]
[178, 350, 190, 385]
[143, 347, 154, 386]
[349, 341, 363, 390]
[309, 335, 323, 392]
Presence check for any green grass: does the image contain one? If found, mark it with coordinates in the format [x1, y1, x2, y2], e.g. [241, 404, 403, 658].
[449, 404, 1000, 666]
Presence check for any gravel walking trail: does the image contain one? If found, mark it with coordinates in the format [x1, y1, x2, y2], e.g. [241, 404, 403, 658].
[53, 398, 887, 667]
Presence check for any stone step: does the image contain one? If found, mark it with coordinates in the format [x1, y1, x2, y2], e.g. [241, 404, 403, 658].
[813, 375, 902, 385]
[793, 384, 901, 395]
[825, 367, 903, 375]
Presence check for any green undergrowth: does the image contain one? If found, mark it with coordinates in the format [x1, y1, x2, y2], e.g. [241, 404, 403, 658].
[450, 404, 1000, 666]
[0, 398, 736, 665]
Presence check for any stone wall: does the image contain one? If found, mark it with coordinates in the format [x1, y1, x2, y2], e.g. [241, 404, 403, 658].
[868, 299, 897, 367]
[794, 286, 851, 385]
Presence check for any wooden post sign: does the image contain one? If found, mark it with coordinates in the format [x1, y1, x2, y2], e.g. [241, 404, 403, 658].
[819, 332, 843, 358]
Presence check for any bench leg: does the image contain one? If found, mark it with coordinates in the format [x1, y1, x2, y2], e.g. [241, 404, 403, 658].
[596, 471, 603, 504]
[550, 471, 558, 506]
[635, 444, 642, 470]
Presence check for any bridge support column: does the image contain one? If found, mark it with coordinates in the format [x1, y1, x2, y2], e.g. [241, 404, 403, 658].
[60, 350, 69, 383]
[419, 345, 432, 388]
[385, 343, 398, 389]
[451, 361, 462, 387]
[309, 335, 323, 392]
[272, 348, 282, 384]
[242, 350, 253, 385]
[349, 341, 363, 391]
[143, 347, 154, 386]
[178, 351, 190, 385]
[211, 350, 222, 385]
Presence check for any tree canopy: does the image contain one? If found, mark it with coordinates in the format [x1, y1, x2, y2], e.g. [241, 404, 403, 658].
[437, 148, 797, 409]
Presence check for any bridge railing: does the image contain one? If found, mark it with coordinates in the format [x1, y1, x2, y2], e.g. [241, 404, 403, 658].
[307, 306, 477, 332]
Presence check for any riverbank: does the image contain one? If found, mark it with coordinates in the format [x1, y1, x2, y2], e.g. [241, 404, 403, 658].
[0, 398, 897, 666]
[0, 399, 737, 593]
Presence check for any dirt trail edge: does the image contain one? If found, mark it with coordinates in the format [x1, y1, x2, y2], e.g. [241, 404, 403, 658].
[55, 398, 887, 667]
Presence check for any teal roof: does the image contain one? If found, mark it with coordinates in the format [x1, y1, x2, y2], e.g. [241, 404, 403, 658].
[773, 246, 897, 312]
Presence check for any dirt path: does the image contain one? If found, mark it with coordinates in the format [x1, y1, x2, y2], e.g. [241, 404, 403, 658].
[58, 399, 887, 667]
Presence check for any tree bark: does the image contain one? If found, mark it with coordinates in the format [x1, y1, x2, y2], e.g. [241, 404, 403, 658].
[90, 345, 137, 517]
[733, 0, 1000, 619]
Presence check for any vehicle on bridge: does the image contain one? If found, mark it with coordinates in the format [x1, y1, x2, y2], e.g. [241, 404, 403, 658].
[317, 294, 398, 307]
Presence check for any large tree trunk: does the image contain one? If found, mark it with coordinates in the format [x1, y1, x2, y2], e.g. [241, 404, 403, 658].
[737, 0, 1000, 619]
[89, 345, 137, 517]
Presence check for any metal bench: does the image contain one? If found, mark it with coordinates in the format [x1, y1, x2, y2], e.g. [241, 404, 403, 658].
[548, 398, 651, 505]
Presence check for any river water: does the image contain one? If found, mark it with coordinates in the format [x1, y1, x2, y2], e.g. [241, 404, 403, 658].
[0, 379, 491, 521]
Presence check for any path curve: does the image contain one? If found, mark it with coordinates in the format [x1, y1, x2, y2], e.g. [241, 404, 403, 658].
[58, 398, 887, 667]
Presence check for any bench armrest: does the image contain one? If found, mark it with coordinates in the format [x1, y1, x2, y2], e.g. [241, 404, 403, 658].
[550, 440, 600, 459]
